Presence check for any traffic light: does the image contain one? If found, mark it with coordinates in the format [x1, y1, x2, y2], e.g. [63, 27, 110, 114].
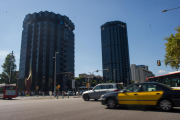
[157, 60, 161, 66]
[107, 68, 109, 72]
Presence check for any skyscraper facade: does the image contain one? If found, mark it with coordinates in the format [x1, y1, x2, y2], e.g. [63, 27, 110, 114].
[18, 11, 75, 92]
[101, 21, 130, 85]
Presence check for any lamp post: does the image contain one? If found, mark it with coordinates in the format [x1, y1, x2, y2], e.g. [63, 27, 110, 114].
[9, 51, 13, 84]
[162, 7, 180, 12]
[53, 51, 59, 97]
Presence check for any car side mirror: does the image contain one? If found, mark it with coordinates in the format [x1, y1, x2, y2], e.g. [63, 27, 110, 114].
[123, 90, 126, 93]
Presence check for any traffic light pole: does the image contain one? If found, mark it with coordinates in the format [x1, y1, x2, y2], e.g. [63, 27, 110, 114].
[53, 51, 59, 97]
[93, 68, 109, 83]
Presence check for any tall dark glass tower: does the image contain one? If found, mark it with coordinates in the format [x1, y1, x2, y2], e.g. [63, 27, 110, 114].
[18, 11, 75, 92]
[101, 21, 130, 85]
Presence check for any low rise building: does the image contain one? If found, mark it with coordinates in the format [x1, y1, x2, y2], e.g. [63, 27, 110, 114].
[131, 64, 154, 83]
[78, 73, 103, 83]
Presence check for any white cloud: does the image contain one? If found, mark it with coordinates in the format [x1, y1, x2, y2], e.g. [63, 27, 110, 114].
[158, 70, 166, 73]
[0, 50, 10, 59]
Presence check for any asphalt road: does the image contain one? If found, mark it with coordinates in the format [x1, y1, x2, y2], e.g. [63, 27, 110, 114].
[0, 97, 180, 120]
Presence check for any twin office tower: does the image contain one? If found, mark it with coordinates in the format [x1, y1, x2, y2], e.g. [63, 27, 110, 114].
[18, 11, 130, 92]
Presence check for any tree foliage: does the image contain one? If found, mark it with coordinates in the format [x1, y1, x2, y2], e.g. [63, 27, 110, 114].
[131, 80, 134, 84]
[91, 80, 97, 86]
[107, 80, 114, 83]
[164, 26, 180, 70]
[75, 76, 83, 87]
[0, 53, 17, 84]
[99, 80, 104, 83]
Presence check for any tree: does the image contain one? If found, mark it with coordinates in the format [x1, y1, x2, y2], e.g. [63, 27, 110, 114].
[164, 26, 180, 70]
[131, 80, 134, 84]
[99, 80, 104, 83]
[75, 77, 81, 87]
[0, 72, 9, 84]
[0, 53, 17, 84]
[91, 80, 97, 86]
[107, 80, 114, 83]
[75, 76, 84, 87]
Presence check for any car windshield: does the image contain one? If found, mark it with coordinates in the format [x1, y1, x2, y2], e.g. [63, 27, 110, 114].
[5, 86, 16, 90]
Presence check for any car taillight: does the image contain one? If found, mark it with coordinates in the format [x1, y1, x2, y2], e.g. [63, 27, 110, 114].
[114, 90, 119, 92]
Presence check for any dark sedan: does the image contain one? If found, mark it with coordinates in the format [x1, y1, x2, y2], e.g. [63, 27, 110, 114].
[100, 91, 121, 108]
[100, 82, 180, 111]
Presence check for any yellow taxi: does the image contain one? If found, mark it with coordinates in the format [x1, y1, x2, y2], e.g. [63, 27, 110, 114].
[117, 82, 180, 111]
[100, 82, 180, 111]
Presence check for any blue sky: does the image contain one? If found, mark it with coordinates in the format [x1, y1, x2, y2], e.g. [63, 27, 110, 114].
[0, 0, 180, 77]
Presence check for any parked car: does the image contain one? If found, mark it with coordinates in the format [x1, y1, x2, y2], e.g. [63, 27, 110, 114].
[67, 91, 74, 96]
[100, 82, 180, 111]
[76, 90, 86, 95]
[82, 83, 123, 101]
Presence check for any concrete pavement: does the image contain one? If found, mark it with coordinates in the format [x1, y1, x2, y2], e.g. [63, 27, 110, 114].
[16, 95, 82, 100]
[0, 97, 180, 120]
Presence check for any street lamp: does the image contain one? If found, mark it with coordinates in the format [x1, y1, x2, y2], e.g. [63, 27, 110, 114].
[53, 51, 59, 97]
[162, 7, 180, 12]
[9, 51, 13, 84]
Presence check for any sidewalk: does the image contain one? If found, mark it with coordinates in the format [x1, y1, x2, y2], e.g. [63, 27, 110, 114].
[17, 95, 82, 100]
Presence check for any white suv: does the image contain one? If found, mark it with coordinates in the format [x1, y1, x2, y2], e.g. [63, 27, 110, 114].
[82, 83, 123, 101]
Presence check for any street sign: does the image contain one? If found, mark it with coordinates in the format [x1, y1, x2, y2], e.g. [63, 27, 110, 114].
[86, 83, 90, 88]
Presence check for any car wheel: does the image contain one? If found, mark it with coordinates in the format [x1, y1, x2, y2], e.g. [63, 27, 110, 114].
[94, 99, 98, 101]
[8, 98, 12, 100]
[83, 94, 89, 101]
[107, 98, 116, 109]
[159, 99, 172, 111]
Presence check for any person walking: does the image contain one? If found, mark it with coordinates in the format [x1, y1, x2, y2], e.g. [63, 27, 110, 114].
[49, 91, 52, 99]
